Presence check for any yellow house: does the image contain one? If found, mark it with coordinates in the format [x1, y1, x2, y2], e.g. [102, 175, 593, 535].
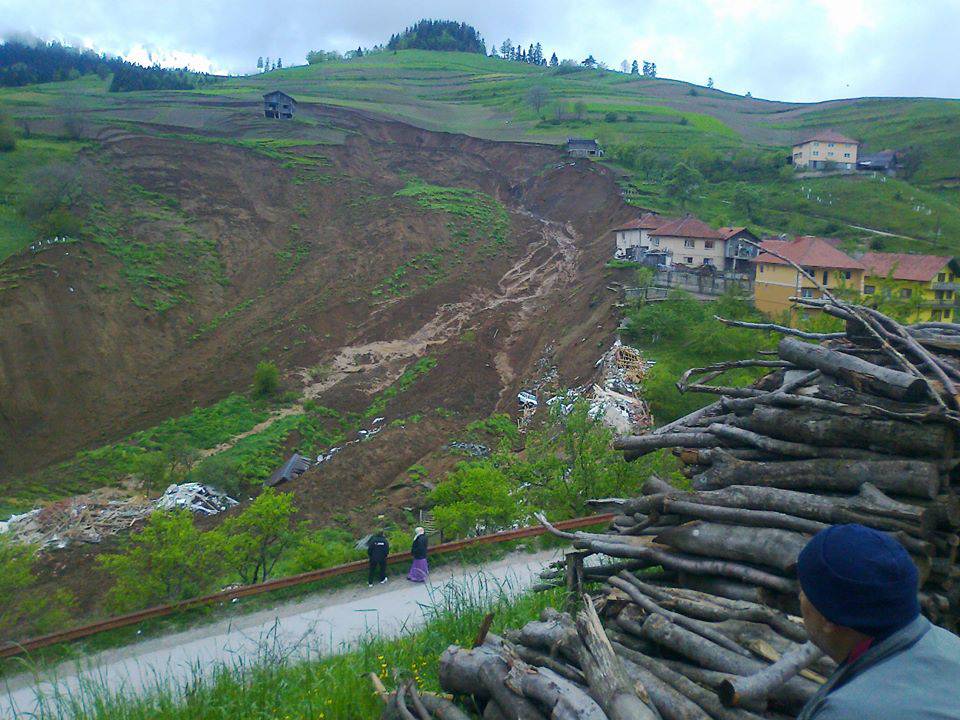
[792, 130, 859, 170]
[860, 253, 960, 322]
[752, 236, 865, 317]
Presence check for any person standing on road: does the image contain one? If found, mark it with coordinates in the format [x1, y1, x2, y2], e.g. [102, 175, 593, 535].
[367, 529, 389, 587]
[407, 526, 429, 583]
[796, 523, 960, 720]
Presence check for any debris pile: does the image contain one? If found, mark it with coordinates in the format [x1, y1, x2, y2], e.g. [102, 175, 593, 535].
[430, 302, 960, 719]
[587, 340, 654, 434]
[155, 483, 238, 515]
[448, 442, 492, 458]
[0, 490, 153, 549]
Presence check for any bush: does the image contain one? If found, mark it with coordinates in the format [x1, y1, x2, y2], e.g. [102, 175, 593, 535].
[288, 528, 362, 572]
[604, 112, 618, 123]
[0, 111, 15, 152]
[429, 463, 519, 537]
[35, 206, 82, 237]
[253, 361, 280, 398]
[1, 535, 73, 640]
[186, 453, 243, 497]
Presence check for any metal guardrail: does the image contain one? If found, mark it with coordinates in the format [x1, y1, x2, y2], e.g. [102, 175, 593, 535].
[0, 513, 614, 659]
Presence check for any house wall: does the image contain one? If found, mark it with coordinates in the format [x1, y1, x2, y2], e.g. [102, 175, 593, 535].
[653, 235, 726, 268]
[792, 140, 858, 169]
[615, 229, 642, 254]
[754, 262, 864, 316]
[864, 266, 960, 322]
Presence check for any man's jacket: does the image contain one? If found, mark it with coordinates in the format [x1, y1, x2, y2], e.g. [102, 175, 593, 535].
[366, 534, 389, 562]
[798, 616, 960, 719]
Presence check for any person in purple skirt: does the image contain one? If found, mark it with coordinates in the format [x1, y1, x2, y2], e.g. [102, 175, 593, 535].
[407, 526, 429, 582]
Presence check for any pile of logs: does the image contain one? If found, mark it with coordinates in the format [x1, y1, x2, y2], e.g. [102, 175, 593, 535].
[431, 301, 960, 719]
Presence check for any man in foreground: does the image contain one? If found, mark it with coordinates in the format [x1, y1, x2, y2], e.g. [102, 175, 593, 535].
[796, 523, 960, 719]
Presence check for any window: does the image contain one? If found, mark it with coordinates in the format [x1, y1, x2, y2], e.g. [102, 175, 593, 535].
[812, 151, 820, 156]
[704, 240, 714, 249]
[684, 257, 694, 264]
[844, 153, 851, 158]
[933, 310, 943, 320]
[813, 142, 820, 146]
[759, 265, 765, 273]
[946, 309, 953, 319]
[843, 271, 852, 280]
[864, 285, 875, 294]
[948, 291, 955, 300]
[828, 143, 835, 147]
[650, 238, 660, 247]
[936, 290, 945, 300]
[938, 273, 946, 282]
[801, 288, 815, 298]
[823, 271, 829, 285]
[684, 239, 696, 248]
[900, 288, 912, 299]
[828, 151, 835, 157]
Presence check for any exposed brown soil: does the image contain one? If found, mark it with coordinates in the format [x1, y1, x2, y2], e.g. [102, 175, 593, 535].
[2, 103, 637, 620]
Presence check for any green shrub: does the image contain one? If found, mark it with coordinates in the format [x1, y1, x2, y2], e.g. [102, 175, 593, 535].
[253, 361, 280, 398]
[1, 535, 73, 639]
[0, 112, 15, 152]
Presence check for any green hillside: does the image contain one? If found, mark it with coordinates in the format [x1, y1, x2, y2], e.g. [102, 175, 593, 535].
[2, 50, 958, 264]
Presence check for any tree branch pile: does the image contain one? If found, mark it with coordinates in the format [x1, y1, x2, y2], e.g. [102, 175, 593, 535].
[420, 306, 960, 719]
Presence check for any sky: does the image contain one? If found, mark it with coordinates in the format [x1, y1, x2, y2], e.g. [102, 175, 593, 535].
[1, 0, 958, 103]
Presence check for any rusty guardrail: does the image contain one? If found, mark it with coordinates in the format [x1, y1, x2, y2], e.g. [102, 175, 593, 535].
[0, 513, 613, 659]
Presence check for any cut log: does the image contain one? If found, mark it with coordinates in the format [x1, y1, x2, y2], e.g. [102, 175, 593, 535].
[612, 643, 767, 720]
[653, 521, 808, 573]
[438, 642, 546, 720]
[777, 336, 928, 401]
[718, 642, 824, 708]
[503, 662, 608, 720]
[608, 574, 753, 657]
[736, 406, 953, 458]
[708, 423, 891, 460]
[622, 659, 714, 720]
[640, 614, 819, 709]
[661, 497, 829, 535]
[693, 455, 941, 500]
[615, 432, 722, 459]
[575, 596, 660, 720]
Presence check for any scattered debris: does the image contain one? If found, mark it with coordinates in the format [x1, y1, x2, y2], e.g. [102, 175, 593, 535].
[316, 446, 342, 464]
[588, 384, 653, 434]
[156, 483, 238, 515]
[448, 442, 491, 458]
[265, 453, 312, 487]
[517, 390, 539, 407]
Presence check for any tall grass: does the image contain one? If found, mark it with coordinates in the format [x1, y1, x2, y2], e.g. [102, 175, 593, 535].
[17, 576, 564, 720]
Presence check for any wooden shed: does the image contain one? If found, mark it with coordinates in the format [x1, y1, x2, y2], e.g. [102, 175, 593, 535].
[263, 90, 297, 119]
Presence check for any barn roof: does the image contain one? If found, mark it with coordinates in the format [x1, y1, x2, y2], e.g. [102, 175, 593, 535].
[567, 137, 600, 148]
[612, 213, 670, 232]
[860, 252, 956, 282]
[263, 90, 297, 103]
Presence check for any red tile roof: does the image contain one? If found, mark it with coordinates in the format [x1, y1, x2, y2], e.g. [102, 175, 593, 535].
[860, 252, 955, 282]
[612, 213, 668, 232]
[717, 226, 759, 241]
[753, 236, 864, 270]
[650, 214, 721, 240]
[795, 129, 859, 146]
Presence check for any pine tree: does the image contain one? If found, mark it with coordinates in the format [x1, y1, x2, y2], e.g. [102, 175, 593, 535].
[534, 42, 544, 65]
[264, 57, 270, 73]
[257, 56, 263, 72]
[650, 62, 657, 77]
[550, 52, 559, 67]
[500, 39, 513, 59]
[631, 59, 639, 75]
[276, 58, 282, 69]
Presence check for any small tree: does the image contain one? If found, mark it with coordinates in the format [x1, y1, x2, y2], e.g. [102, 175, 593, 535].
[276, 58, 282, 69]
[430, 463, 519, 537]
[1, 536, 73, 641]
[549, 52, 559, 67]
[0, 110, 16, 152]
[733, 183, 763, 221]
[253, 360, 280, 397]
[99, 510, 218, 611]
[620, 60, 629, 73]
[574, 100, 588, 120]
[257, 56, 263, 71]
[213, 488, 301, 584]
[631, 60, 639, 75]
[500, 39, 513, 59]
[525, 85, 551, 116]
[664, 162, 704, 206]
[581, 55, 597, 68]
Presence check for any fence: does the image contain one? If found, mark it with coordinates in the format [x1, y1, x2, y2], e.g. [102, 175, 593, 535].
[0, 513, 614, 659]
[655, 269, 752, 297]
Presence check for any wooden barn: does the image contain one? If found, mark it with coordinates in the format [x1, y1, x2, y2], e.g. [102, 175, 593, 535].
[263, 90, 297, 119]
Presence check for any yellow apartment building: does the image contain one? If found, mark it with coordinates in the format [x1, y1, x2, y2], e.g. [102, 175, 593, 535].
[792, 130, 859, 170]
[752, 236, 865, 317]
[860, 253, 960, 322]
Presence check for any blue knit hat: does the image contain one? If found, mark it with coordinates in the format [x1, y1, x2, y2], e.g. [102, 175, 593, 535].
[797, 524, 920, 637]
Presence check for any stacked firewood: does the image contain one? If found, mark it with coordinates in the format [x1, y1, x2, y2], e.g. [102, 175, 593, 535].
[432, 298, 960, 719]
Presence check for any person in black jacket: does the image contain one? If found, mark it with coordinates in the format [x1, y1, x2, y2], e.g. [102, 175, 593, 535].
[366, 530, 389, 586]
[407, 526, 429, 583]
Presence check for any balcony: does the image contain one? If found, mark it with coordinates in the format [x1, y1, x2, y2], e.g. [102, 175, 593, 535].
[931, 282, 960, 291]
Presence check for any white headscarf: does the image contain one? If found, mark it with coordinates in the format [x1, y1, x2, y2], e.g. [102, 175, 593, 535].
[414, 526, 425, 537]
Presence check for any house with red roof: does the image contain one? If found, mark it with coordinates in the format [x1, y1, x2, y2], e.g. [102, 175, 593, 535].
[612, 213, 670, 259]
[752, 236, 864, 316]
[860, 252, 960, 322]
[791, 129, 859, 170]
[647, 214, 726, 269]
[718, 226, 760, 273]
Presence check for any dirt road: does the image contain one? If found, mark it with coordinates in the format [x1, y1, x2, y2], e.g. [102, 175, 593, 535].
[1, 549, 561, 718]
